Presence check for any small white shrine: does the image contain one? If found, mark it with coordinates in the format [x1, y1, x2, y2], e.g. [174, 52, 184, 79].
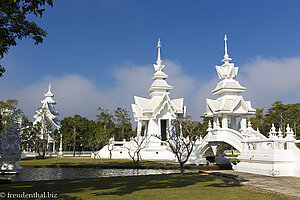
[94, 39, 186, 160]
[205, 35, 256, 131]
[33, 83, 60, 152]
[131, 38, 186, 142]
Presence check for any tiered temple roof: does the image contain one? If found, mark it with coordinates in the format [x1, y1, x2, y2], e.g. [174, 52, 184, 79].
[206, 35, 255, 117]
[33, 83, 60, 130]
[132, 39, 185, 121]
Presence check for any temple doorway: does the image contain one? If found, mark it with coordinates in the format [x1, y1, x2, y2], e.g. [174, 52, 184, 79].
[161, 120, 167, 141]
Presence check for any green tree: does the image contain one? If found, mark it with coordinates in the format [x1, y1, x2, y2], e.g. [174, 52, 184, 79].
[199, 116, 212, 137]
[249, 102, 300, 136]
[0, 0, 53, 77]
[0, 99, 23, 133]
[60, 115, 89, 156]
[20, 116, 42, 155]
[114, 107, 132, 140]
[96, 107, 114, 130]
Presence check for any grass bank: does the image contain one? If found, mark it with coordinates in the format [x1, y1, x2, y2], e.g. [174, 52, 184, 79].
[0, 173, 287, 200]
[18, 157, 231, 170]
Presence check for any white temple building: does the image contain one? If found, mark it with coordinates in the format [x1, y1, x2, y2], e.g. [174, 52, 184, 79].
[205, 35, 256, 132]
[33, 83, 60, 152]
[191, 35, 300, 177]
[132, 38, 186, 142]
[94, 39, 186, 160]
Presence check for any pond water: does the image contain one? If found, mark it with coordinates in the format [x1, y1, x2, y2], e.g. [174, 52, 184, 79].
[0, 168, 198, 182]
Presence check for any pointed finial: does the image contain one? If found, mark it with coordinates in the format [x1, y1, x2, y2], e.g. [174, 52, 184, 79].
[157, 38, 161, 48]
[153, 38, 165, 72]
[222, 34, 232, 63]
[156, 38, 162, 65]
[248, 121, 252, 128]
[224, 35, 228, 57]
[278, 128, 283, 138]
[208, 120, 212, 128]
[48, 82, 52, 92]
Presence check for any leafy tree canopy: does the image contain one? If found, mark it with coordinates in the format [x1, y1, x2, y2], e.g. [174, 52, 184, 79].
[0, 0, 53, 77]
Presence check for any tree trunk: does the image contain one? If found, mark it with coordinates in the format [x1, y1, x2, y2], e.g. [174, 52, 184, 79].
[122, 126, 124, 140]
[42, 140, 46, 158]
[180, 162, 184, 176]
[73, 127, 76, 157]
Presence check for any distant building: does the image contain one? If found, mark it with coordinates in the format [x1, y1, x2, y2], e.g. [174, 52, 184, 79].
[33, 83, 60, 152]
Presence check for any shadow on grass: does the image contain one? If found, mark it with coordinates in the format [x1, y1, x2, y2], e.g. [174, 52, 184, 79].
[0, 173, 240, 199]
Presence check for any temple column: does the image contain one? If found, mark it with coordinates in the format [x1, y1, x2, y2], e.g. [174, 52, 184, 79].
[222, 114, 228, 129]
[213, 116, 217, 129]
[59, 132, 63, 156]
[231, 116, 237, 130]
[53, 141, 56, 152]
[240, 116, 247, 131]
[137, 121, 142, 137]
[144, 121, 148, 137]
[158, 119, 161, 137]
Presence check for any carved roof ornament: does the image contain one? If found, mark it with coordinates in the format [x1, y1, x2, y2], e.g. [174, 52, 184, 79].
[222, 34, 232, 64]
[153, 38, 165, 72]
[216, 34, 238, 80]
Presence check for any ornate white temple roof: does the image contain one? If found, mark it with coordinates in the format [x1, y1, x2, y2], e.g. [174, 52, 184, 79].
[132, 39, 185, 121]
[34, 83, 60, 130]
[205, 35, 255, 117]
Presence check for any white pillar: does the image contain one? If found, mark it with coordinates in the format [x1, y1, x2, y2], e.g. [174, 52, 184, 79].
[222, 114, 228, 129]
[231, 116, 236, 130]
[213, 116, 217, 129]
[137, 121, 142, 137]
[240, 116, 247, 131]
[158, 119, 161, 137]
[144, 121, 148, 136]
[53, 141, 56, 152]
[59, 133, 63, 156]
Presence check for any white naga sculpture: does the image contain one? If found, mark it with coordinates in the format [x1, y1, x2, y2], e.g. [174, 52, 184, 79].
[33, 83, 61, 153]
[0, 115, 22, 173]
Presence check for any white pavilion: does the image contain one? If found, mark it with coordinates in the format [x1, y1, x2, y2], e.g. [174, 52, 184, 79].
[205, 35, 256, 132]
[132, 38, 186, 142]
[95, 39, 186, 160]
[33, 83, 60, 152]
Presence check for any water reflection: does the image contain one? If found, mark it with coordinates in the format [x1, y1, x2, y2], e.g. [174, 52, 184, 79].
[2, 168, 197, 182]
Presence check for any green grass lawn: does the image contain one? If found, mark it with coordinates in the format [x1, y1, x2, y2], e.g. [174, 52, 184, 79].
[1, 173, 287, 200]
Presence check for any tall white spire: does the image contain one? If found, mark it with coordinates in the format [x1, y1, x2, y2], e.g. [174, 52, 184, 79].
[148, 38, 172, 97]
[222, 34, 232, 63]
[45, 82, 54, 97]
[48, 82, 52, 93]
[157, 38, 162, 64]
[154, 38, 165, 72]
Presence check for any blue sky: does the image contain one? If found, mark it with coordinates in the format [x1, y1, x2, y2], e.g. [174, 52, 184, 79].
[1, 0, 300, 121]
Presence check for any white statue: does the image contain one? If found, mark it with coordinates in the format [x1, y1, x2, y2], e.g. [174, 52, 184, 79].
[0, 115, 22, 172]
